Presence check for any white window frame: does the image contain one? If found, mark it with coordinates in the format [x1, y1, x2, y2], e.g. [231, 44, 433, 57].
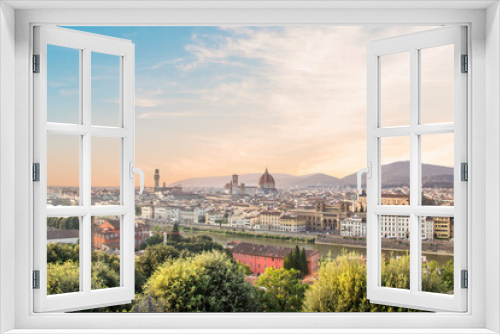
[1, 1, 499, 333]
[366, 26, 467, 312]
[33, 26, 136, 312]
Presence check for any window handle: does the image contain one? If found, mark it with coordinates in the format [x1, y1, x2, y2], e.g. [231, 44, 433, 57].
[129, 162, 144, 194]
[357, 162, 372, 194]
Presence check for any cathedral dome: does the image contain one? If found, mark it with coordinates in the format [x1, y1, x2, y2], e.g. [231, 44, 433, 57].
[258, 168, 276, 189]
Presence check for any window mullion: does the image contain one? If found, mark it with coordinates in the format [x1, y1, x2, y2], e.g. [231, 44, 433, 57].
[82, 48, 92, 293]
[409, 47, 420, 294]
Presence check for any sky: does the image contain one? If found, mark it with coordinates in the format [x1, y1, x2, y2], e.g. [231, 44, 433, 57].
[46, 26, 454, 187]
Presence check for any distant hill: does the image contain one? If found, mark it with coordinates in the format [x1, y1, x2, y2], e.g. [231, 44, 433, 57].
[341, 161, 454, 187]
[281, 173, 341, 188]
[168, 161, 453, 189]
[169, 173, 292, 188]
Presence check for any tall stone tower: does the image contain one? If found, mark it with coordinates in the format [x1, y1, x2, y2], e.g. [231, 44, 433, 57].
[232, 174, 239, 194]
[154, 169, 160, 190]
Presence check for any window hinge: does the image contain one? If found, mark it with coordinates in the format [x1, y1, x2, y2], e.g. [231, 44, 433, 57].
[461, 270, 468, 289]
[33, 163, 40, 182]
[461, 162, 468, 181]
[33, 54, 40, 73]
[461, 54, 468, 73]
[33, 270, 40, 289]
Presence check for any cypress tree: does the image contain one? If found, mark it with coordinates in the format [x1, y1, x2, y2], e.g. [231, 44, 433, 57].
[301, 248, 309, 276]
[170, 223, 181, 243]
[283, 255, 292, 270]
[293, 245, 300, 269]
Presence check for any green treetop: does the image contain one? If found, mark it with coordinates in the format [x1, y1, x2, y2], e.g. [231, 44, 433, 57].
[138, 250, 259, 312]
[256, 268, 307, 312]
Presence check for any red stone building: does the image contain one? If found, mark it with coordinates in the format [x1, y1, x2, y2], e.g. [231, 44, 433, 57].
[92, 218, 150, 251]
[229, 241, 320, 275]
[92, 219, 120, 251]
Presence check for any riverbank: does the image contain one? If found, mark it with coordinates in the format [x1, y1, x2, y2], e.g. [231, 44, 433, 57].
[174, 224, 453, 257]
[316, 234, 454, 256]
[174, 223, 453, 256]
[179, 225, 315, 243]
[181, 229, 453, 266]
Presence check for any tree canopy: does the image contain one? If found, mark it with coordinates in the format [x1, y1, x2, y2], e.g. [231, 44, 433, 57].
[283, 245, 309, 277]
[256, 268, 307, 312]
[138, 251, 259, 312]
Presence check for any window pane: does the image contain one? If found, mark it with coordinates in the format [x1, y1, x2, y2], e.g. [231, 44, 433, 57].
[91, 216, 121, 290]
[47, 45, 80, 124]
[91, 137, 121, 205]
[380, 215, 410, 290]
[421, 133, 454, 206]
[92, 52, 121, 127]
[47, 134, 80, 206]
[380, 52, 410, 127]
[47, 216, 80, 295]
[421, 45, 454, 124]
[380, 136, 410, 205]
[421, 216, 454, 294]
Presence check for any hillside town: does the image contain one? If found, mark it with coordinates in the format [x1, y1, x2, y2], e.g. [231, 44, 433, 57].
[46, 165, 455, 311]
[48, 164, 455, 258]
[136, 167, 452, 241]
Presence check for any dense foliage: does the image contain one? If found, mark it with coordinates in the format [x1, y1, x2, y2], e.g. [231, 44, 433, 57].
[47, 237, 454, 313]
[283, 245, 309, 277]
[169, 223, 182, 243]
[47, 216, 79, 230]
[47, 246, 122, 296]
[256, 268, 307, 312]
[135, 244, 180, 281]
[303, 252, 453, 312]
[47, 242, 79, 264]
[142, 233, 163, 249]
[136, 251, 260, 312]
[421, 259, 454, 293]
[46, 232, 230, 311]
[47, 261, 80, 295]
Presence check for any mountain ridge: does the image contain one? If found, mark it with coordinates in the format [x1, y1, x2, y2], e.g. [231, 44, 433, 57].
[167, 161, 453, 189]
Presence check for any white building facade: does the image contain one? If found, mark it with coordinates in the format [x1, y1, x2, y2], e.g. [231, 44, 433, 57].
[341, 215, 367, 238]
[380, 215, 434, 240]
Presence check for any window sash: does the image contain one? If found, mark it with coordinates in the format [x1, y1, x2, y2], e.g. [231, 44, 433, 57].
[366, 26, 468, 312]
[33, 25, 136, 313]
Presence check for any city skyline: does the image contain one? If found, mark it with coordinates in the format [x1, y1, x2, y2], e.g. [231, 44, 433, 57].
[47, 26, 454, 187]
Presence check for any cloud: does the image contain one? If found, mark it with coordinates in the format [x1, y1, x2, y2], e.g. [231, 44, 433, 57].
[48, 81, 69, 88]
[133, 26, 444, 184]
[92, 76, 118, 81]
[150, 57, 184, 70]
[137, 111, 203, 119]
[59, 89, 79, 97]
[136, 97, 164, 108]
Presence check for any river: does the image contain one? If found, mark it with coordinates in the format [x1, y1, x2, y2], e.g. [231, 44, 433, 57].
[181, 230, 453, 266]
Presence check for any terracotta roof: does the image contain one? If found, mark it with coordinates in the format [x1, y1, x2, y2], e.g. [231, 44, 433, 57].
[47, 229, 79, 240]
[95, 219, 120, 232]
[230, 241, 320, 259]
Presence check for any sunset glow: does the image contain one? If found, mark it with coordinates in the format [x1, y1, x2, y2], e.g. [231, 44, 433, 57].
[46, 26, 453, 187]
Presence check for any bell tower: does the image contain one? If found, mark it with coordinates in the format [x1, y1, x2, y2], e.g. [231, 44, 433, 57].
[154, 169, 160, 190]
